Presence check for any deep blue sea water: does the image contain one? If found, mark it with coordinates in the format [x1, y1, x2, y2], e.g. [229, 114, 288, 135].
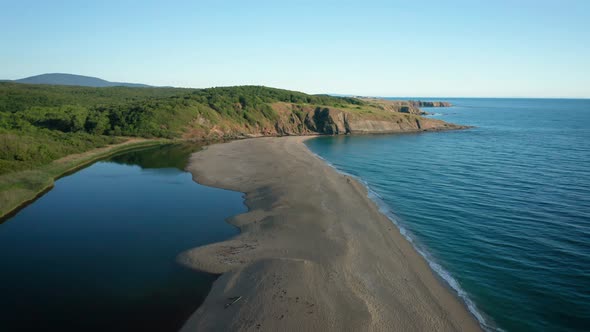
[306, 99, 590, 332]
[0, 144, 245, 332]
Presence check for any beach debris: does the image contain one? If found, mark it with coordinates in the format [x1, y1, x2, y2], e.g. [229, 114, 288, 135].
[225, 296, 242, 308]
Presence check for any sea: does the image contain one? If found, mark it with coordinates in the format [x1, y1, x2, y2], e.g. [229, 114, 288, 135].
[305, 98, 590, 332]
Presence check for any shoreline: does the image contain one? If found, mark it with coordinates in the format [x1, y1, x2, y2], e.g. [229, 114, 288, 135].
[305, 139, 491, 329]
[0, 138, 170, 221]
[179, 136, 482, 331]
[0, 119, 469, 222]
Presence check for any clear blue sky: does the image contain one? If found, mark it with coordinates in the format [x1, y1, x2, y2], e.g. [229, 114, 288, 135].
[1, 0, 588, 97]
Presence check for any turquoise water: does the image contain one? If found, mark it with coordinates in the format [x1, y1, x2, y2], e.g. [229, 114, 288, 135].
[0, 144, 245, 332]
[306, 99, 590, 332]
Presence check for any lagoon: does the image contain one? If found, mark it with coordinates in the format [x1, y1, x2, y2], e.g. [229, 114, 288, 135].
[0, 144, 245, 332]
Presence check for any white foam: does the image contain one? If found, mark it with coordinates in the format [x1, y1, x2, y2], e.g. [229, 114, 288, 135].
[306, 145, 499, 331]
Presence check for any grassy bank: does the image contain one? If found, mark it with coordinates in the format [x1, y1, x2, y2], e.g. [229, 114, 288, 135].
[0, 138, 169, 220]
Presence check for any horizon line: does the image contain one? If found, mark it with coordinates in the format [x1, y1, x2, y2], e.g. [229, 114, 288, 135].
[3, 73, 589, 100]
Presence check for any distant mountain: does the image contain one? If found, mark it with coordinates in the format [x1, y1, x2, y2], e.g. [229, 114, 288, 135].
[7, 73, 151, 88]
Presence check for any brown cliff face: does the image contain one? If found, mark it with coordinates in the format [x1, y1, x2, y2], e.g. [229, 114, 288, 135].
[408, 100, 453, 108]
[183, 100, 464, 140]
[271, 103, 463, 136]
[358, 98, 452, 115]
[360, 98, 425, 115]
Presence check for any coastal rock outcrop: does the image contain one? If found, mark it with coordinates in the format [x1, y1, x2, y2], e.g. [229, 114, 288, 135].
[270, 103, 463, 136]
[357, 98, 452, 115]
[408, 100, 453, 108]
[183, 99, 462, 141]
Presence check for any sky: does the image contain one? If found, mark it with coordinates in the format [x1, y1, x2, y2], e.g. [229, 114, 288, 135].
[1, 0, 589, 98]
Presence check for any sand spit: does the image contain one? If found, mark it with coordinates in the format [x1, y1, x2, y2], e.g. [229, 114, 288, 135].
[178, 136, 481, 331]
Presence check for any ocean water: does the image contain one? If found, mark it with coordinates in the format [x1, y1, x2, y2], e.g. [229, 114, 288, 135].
[305, 98, 590, 332]
[0, 144, 245, 332]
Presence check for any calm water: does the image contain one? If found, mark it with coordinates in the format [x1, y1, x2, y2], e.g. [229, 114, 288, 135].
[306, 99, 590, 332]
[0, 144, 245, 332]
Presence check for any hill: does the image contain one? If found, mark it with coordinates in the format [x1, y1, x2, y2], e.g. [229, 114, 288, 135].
[9, 73, 151, 88]
[0, 82, 461, 174]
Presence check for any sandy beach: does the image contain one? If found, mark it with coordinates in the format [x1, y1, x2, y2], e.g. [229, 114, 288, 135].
[178, 136, 482, 331]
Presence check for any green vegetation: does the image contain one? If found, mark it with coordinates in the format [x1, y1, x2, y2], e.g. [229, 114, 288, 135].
[0, 138, 168, 219]
[0, 129, 121, 174]
[0, 83, 365, 175]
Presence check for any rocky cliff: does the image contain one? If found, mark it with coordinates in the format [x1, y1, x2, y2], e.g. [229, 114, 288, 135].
[261, 103, 462, 137]
[408, 100, 452, 108]
[183, 101, 464, 140]
[357, 98, 452, 115]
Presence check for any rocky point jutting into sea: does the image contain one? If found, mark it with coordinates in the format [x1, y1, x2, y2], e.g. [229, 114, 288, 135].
[175, 94, 459, 140]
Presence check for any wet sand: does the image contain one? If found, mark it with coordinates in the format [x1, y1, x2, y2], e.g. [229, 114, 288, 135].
[178, 136, 481, 331]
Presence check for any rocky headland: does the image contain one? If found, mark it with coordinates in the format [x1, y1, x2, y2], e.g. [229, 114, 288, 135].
[357, 98, 453, 115]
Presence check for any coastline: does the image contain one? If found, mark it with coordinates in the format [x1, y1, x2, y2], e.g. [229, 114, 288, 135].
[0, 138, 170, 221]
[179, 136, 482, 331]
[306, 144, 491, 329]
